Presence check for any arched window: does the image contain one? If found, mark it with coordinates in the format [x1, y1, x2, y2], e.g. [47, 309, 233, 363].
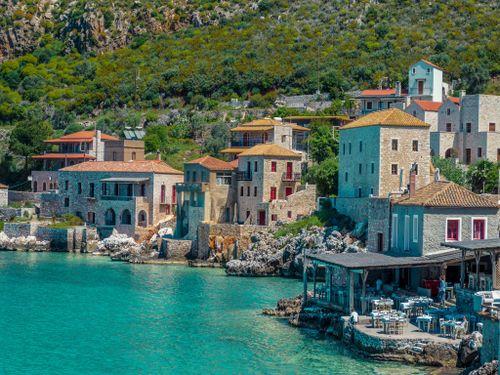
[33, 181, 38, 192]
[42, 182, 47, 191]
[138, 210, 147, 227]
[121, 209, 131, 225]
[105, 208, 116, 226]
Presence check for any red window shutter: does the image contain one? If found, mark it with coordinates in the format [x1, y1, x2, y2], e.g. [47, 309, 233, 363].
[270, 187, 276, 201]
[446, 220, 459, 241]
[271, 161, 277, 172]
[172, 185, 176, 204]
[473, 219, 485, 240]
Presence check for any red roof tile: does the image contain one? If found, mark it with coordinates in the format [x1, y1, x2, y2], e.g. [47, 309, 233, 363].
[360, 89, 397, 97]
[32, 153, 96, 160]
[448, 97, 460, 104]
[420, 59, 445, 71]
[186, 155, 236, 171]
[0, 183, 8, 189]
[45, 130, 119, 144]
[60, 160, 183, 175]
[229, 159, 239, 168]
[413, 100, 442, 112]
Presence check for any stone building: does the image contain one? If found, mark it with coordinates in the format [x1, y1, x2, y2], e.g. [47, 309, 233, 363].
[405, 100, 441, 131]
[221, 118, 310, 162]
[338, 108, 431, 199]
[235, 144, 316, 226]
[175, 156, 237, 239]
[31, 130, 145, 193]
[430, 94, 500, 164]
[355, 85, 408, 116]
[0, 183, 8, 207]
[57, 159, 182, 238]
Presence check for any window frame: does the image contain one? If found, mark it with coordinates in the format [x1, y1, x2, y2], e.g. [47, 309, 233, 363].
[412, 215, 418, 243]
[471, 217, 487, 240]
[445, 218, 462, 242]
[404, 215, 410, 252]
[391, 139, 398, 151]
[412, 140, 419, 152]
[391, 164, 398, 175]
[391, 214, 398, 248]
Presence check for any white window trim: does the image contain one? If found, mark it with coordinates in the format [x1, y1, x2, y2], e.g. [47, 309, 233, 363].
[445, 217, 462, 242]
[404, 215, 410, 252]
[412, 215, 419, 243]
[391, 214, 398, 248]
[471, 217, 488, 240]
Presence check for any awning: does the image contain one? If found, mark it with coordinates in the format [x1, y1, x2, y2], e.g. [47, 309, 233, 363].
[100, 177, 149, 183]
[441, 238, 500, 253]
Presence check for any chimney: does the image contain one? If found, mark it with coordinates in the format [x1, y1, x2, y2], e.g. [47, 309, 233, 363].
[156, 150, 162, 161]
[96, 130, 101, 142]
[395, 81, 402, 96]
[434, 168, 441, 182]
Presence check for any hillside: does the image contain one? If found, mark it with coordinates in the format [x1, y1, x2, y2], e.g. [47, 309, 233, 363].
[0, 0, 498, 182]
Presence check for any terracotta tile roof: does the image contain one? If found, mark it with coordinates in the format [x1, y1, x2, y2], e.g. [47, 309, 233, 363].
[60, 160, 183, 175]
[32, 153, 96, 160]
[359, 89, 397, 97]
[448, 97, 460, 104]
[238, 144, 301, 158]
[220, 147, 249, 154]
[0, 183, 8, 189]
[228, 159, 239, 168]
[231, 118, 309, 132]
[186, 155, 236, 171]
[420, 59, 445, 72]
[341, 108, 430, 130]
[395, 181, 498, 208]
[413, 100, 442, 112]
[45, 130, 119, 144]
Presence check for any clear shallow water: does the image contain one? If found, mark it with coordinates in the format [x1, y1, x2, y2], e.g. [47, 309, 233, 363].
[0, 252, 427, 374]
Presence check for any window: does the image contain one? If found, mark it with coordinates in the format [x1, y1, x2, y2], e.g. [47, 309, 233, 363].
[186, 171, 191, 181]
[140, 184, 146, 196]
[64, 197, 69, 207]
[102, 183, 107, 196]
[271, 214, 278, 222]
[171, 186, 176, 204]
[465, 148, 471, 164]
[472, 218, 486, 240]
[270, 187, 277, 201]
[359, 141, 363, 152]
[246, 211, 250, 219]
[412, 111, 417, 117]
[254, 186, 257, 197]
[160, 185, 166, 203]
[391, 139, 398, 151]
[240, 186, 244, 196]
[466, 123, 471, 133]
[358, 163, 362, 174]
[192, 171, 197, 182]
[370, 187, 374, 195]
[65, 180, 69, 190]
[271, 161, 277, 172]
[216, 172, 232, 185]
[460, 123, 464, 132]
[345, 172, 348, 182]
[412, 68, 416, 74]
[412, 140, 419, 151]
[426, 68, 430, 74]
[412, 215, 419, 243]
[121, 209, 132, 225]
[371, 163, 375, 174]
[447, 108, 451, 116]
[254, 161, 258, 172]
[357, 187, 362, 198]
[414, 164, 419, 175]
[404, 215, 410, 251]
[281, 135, 286, 143]
[366, 101, 373, 110]
[391, 164, 398, 175]
[89, 183, 95, 197]
[446, 123, 452, 132]
[77, 182, 82, 194]
[391, 214, 398, 247]
[446, 218, 461, 242]
[477, 148, 482, 158]
[287, 211, 292, 219]
[87, 212, 95, 224]
[131, 152, 136, 161]
[348, 143, 352, 154]
[247, 186, 250, 196]
[489, 123, 496, 132]
[112, 151, 117, 161]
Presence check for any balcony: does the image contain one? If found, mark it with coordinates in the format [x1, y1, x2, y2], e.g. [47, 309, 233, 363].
[101, 195, 133, 201]
[236, 171, 252, 181]
[282, 172, 301, 182]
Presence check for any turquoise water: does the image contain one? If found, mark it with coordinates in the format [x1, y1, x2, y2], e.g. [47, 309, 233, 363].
[0, 252, 427, 374]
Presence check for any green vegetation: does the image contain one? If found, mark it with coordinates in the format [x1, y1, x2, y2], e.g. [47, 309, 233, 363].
[432, 156, 466, 186]
[0, 221, 4, 232]
[48, 214, 84, 229]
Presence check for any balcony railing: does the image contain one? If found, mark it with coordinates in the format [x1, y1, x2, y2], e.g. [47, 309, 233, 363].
[230, 139, 269, 147]
[282, 172, 301, 182]
[101, 195, 133, 201]
[236, 171, 252, 181]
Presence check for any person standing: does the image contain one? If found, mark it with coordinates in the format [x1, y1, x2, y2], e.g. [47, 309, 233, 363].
[438, 275, 446, 306]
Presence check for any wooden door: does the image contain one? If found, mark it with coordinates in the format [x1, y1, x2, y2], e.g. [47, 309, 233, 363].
[286, 162, 293, 179]
[285, 187, 293, 197]
[258, 210, 266, 226]
[418, 80, 424, 95]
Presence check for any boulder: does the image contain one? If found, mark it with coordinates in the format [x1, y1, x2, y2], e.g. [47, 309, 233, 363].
[0, 231, 50, 252]
[457, 332, 483, 368]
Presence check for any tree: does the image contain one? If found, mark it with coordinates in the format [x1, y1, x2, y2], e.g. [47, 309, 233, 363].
[202, 122, 230, 157]
[431, 157, 466, 186]
[9, 110, 53, 171]
[308, 122, 338, 163]
[305, 157, 338, 196]
[466, 160, 499, 194]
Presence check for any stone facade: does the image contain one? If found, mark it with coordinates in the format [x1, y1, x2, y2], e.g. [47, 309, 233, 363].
[339, 125, 430, 198]
[366, 198, 391, 253]
[406, 102, 439, 131]
[236, 153, 316, 226]
[330, 197, 370, 224]
[57, 164, 182, 238]
[176, 162, 236, 239]
[0, 185, 7, 207]
[104, 140, 145, 162]
[431, 94, 499, 163]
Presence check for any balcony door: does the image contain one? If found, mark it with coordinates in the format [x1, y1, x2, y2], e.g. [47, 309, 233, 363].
[286, 162, 293, 180]
[418, 80, 424, 95]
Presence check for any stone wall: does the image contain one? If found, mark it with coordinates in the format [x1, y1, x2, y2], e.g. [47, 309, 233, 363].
[0, 187, 7, 207]
[367, 198, 391, 252]
[161, 238, 194, 260]
[8, 190, 42, 204]
[330, 197, 370, 224]
[479, 316, 500, 364]
[3, 222, 37, 237]
[0, 207, 22, 221]
[196, 223, 262, 260]
[39, 193, 63, 218]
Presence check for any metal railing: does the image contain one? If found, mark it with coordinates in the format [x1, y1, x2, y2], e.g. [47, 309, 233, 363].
[236, 171, 252, 181]
[282, 172, 301, 182]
